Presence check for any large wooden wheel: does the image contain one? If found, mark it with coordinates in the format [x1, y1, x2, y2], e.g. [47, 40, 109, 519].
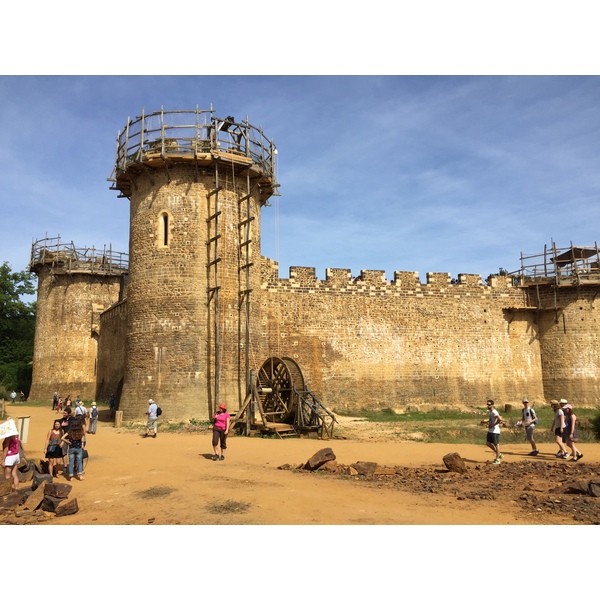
[257, 357, 305, 423]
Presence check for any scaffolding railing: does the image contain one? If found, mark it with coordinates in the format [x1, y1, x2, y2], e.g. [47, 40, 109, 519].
[108, 106, 278, 190]
[513, 241, 600, 286]
[29, 235, 129, 275]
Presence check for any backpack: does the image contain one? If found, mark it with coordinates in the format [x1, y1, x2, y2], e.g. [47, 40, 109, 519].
[523, 407, 538, 425]
[91, 406, 98, 418]
[156, 406, 163, 417]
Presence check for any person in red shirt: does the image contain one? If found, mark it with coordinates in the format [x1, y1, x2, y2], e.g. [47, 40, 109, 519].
[211, 403, 230, 461]
[2, 432, 21, 490]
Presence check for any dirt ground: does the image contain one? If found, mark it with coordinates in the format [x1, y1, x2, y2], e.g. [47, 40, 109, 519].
[3, 405, 600, 526]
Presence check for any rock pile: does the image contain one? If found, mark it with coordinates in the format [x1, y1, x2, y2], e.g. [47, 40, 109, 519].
[279, 447, 600, 524]
[278, 447, 395, 479]
[0, 459, 79, 524]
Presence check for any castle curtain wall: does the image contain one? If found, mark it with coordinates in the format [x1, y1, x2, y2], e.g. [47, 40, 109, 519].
[96, 299, 127, 404]
[259, 263, 545, 411]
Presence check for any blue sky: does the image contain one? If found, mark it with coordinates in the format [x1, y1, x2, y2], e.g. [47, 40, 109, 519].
[1, 75, 600, 286]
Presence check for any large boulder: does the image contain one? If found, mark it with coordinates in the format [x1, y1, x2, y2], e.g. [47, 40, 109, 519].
[32, 472, 53, 491]
[305, 447, 336, 471]
[21, 483, 46, 511]
[443, 452, 467, 474]
[588, 481, 600, 498]
[45, 483, 72, 499]
[349, 461, 378, 479]
[55, 498, 79, 517]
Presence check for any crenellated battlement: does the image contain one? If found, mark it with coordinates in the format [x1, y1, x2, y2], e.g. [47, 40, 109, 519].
[261, 257, 515, 296]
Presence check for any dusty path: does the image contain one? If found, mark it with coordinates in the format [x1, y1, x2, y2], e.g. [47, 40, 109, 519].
[4, 405, 600, 526]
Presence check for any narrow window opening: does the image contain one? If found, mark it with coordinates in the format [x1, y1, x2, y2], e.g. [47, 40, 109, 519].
[162, 213, 169, 246]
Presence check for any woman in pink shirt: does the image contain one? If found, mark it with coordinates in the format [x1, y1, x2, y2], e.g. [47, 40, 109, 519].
[211, 403, 230, 461]
[2, 432, 21, 490]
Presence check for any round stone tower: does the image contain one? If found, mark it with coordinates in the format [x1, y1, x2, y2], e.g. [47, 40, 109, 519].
[110, 107, 278, 421]
[28, 236, 128, 402]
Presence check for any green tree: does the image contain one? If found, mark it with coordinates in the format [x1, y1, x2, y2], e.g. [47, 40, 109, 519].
[0, 262, 36, 394]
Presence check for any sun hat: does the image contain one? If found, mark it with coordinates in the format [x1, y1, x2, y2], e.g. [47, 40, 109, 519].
[91, 402, 96, 406]
[522, 399, 529, 403]
[219, 403, 227, 409]
[559, 399, 568, 404]
[148, 399, 154, 404]
[563, 404, 572, 410]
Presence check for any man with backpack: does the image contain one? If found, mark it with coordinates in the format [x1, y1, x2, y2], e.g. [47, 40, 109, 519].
[89, 402, 99, 434]
[144, 399, 159, 438]
[521, 399, 539, 456]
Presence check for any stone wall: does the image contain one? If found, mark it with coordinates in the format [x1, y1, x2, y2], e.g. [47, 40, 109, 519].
[96, 299, 127, 404]
[258, 261, 546, 412]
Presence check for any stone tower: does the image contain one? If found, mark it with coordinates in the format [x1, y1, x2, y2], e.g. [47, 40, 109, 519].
[28, 237, 128, 401]
[110, 107, 278, 420]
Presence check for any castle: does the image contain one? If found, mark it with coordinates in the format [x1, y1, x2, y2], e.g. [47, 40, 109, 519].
[28, 107, 600, 422]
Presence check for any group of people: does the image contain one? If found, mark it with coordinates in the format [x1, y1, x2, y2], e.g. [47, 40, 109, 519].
[485, 397, 584, 464]
[9, 390, 25, 404]
[551, 398, 584, 461]
[43, 406, 88, 481]
[51, 392, 99, 435]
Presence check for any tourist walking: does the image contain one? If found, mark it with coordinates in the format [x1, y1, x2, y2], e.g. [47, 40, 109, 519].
[552, 400, 569, 458]
[52, 391, 59, 411]
[44, 420, 64, 477]
[10, 391, 16, 404]
[75, 400, 88, 430]
[2, 431, 20, 490]
[211, 403, 230, 461]
[485, 400, 503, 464]
[88, 402, 99, 434]
[144, 399, 159, 438]
[61, 415, 86, 481]
[562, 404, 583, 462]
[521, 399, 539, 456]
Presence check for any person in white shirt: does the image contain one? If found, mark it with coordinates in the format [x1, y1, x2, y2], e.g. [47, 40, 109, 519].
[145, 399, 158, 438]
[485, 400, 503, 464]
[552, 400, 569, 458]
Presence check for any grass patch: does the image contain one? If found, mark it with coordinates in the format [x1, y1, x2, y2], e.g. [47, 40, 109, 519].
[341, 405, 600, 444]
[206, 500, 250, 515]
[345, 408, 479, 423]
[136, 486, 176, 499]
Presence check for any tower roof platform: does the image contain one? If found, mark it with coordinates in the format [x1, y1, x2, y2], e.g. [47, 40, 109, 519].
[108, 107, 279, 203]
